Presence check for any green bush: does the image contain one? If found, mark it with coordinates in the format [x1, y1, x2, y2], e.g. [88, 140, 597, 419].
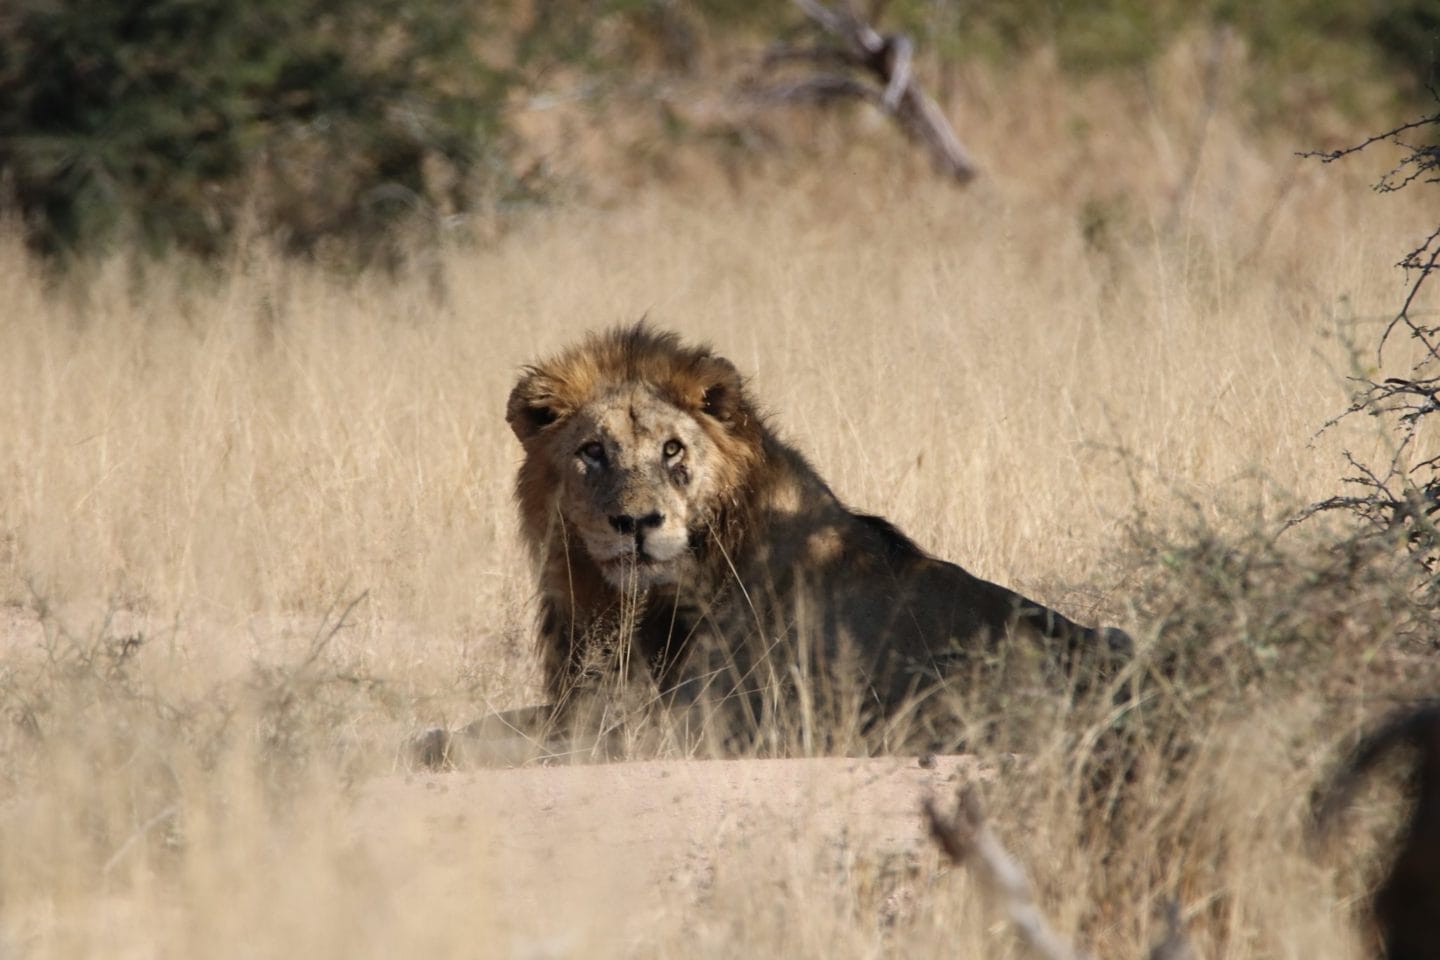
[0, 0, 513, 259]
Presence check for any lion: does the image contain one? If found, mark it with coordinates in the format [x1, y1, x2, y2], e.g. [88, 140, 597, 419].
[1312, 703, 1440, 960]
[499, 323, 1130, 752]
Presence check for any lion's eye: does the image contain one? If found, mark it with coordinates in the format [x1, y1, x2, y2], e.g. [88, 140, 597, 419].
[578, 442, 605, 465]
[663, 439, 684, 459]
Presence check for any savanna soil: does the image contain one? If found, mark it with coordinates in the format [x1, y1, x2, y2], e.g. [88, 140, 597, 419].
[355, 755, 985, 950]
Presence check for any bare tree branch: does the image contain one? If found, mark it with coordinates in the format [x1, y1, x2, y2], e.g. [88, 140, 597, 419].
[755, 0, 979, 183]
[923, 785, 1088, 960]
[1294, 104, 1440, 582]
[1298, 112, 1440, 164]
[924, 784, 1200, 960]
[881, 31, 911, 111]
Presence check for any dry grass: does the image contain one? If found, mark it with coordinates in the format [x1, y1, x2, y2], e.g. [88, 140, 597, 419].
[1, 38, 1437, 958]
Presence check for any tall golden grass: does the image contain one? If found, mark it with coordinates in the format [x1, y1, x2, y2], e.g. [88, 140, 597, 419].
[0, 39, 1434, 958]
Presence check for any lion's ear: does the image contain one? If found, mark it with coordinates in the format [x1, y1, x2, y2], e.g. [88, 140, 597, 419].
[506, 372, 565, 442]
[695, 356, 744, 425]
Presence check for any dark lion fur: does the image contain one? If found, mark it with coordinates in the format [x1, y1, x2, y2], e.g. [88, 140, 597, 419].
[1314, 703, 1440, 960]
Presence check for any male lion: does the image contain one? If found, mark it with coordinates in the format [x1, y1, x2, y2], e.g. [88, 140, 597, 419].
[501, 323, 1129, 751]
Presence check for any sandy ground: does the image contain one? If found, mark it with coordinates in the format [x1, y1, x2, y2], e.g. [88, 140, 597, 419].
[352, 754, 987, 949]
[0, 602, 994, 952]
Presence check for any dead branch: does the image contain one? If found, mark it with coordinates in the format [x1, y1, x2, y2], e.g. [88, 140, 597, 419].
[923, 785, 1088, 960]
[759, 0, 978, 183]
[1299, 111, 1440, 165]
[924, 784, 1200, 960]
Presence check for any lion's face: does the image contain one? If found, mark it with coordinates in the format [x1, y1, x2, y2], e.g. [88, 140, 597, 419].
[509, 325, 761, 594]
[533, 384, 727, 589]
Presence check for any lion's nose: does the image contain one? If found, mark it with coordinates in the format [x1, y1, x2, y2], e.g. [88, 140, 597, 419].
[609, 512, 664, 535]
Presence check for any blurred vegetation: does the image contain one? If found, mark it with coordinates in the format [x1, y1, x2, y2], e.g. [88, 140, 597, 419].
[0, 0, 1436, 261]
[0, 0, 515, 260]
[881, 0, 1437, 84]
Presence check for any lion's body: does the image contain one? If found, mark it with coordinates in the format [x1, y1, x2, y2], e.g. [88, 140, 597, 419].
[1314, 704, 1440, 960]
[506, 325, 1126, 744]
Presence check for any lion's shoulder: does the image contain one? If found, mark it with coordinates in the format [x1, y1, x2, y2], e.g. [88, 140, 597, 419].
[850, 513, 928, 566]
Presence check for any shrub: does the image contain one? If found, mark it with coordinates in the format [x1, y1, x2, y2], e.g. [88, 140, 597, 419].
[0, 0, 513, 259]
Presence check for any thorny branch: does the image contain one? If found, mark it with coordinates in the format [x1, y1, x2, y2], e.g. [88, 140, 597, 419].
[1302, 111, 1440, 359]
[1302, 110, 1440, 167]
[1299, 104, 1440, 580]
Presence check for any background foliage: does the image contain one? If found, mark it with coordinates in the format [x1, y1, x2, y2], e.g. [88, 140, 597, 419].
[0, 0, 513, 259]
[0, 0, 1436, 259]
